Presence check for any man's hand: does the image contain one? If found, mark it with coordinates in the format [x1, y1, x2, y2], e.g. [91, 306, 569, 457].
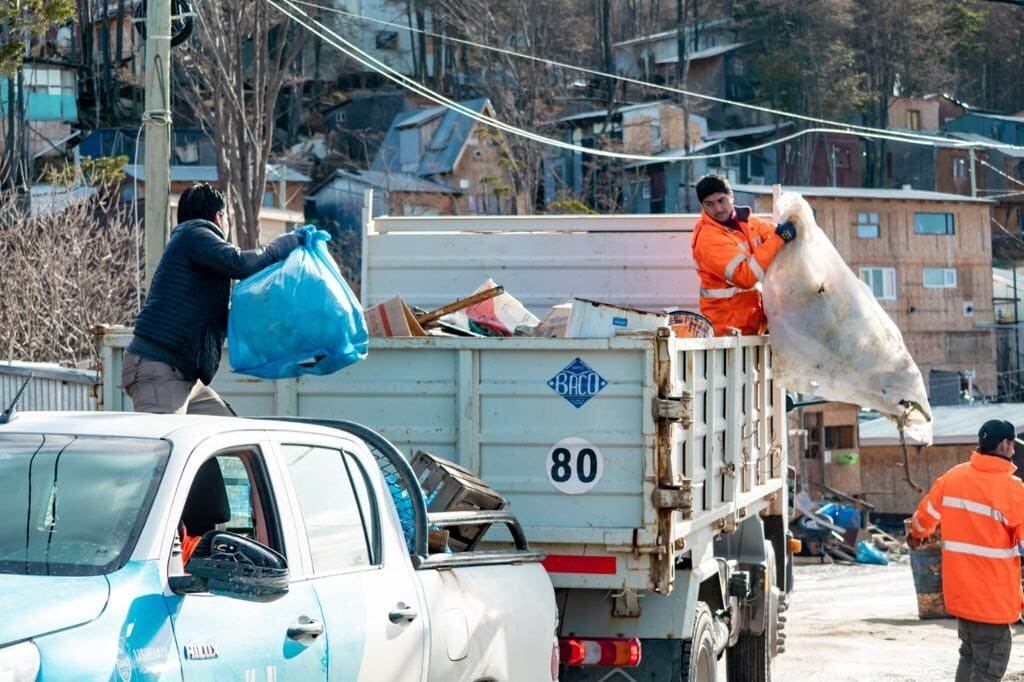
[269, 230, 305, 260]
[775, 221, 797, 243]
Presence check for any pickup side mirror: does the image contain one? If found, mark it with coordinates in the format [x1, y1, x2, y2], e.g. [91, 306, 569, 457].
[178, 531, 289, 603]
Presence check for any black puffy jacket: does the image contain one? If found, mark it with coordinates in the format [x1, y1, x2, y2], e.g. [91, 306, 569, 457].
[129, 219, 284, 385]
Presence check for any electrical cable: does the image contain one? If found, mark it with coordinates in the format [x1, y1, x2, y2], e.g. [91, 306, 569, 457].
[265, 0, 994, 164]
[288, 0, 1024, 153]
[979, 157, 1024, 189]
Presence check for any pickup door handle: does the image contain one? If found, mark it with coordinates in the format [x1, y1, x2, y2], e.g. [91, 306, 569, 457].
[388, 602, 419, 624]
[287, 616, 324, 642]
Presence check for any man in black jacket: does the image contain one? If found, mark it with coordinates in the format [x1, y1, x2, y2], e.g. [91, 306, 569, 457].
[122, 183, 303, 415]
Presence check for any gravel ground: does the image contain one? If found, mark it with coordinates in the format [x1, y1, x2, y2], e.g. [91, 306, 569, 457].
[775, 559, 1024, 681]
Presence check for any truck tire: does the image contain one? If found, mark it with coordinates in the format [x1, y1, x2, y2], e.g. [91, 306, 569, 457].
[727, 627, 769, 682]
[726, 542, 778, 682]
[682, 602, 717, 682]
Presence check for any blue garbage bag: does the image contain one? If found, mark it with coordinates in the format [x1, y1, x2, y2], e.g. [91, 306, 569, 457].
[855, 540, 889, 566]
[228, 225, 368, 379]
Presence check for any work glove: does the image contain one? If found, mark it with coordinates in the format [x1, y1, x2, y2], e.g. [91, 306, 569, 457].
[269, 230, 305, 259]
[775, 221, 797, 243]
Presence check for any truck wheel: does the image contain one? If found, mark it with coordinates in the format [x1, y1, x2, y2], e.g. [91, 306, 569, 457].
[682, 602, 717, 682]
[726, 543, 778, 682]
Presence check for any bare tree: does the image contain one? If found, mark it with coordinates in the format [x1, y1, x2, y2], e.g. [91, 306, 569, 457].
[174, 0, 311, 248]
[400, 0, 595, 212]
[0, 175, 141, 364]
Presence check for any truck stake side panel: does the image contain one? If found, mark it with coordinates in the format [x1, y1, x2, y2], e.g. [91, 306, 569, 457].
[97, 328, 786, 596]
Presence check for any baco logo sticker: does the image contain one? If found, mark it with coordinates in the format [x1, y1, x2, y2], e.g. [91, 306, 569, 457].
[547, 437, 604, 495]
[547, 358, 608, 408]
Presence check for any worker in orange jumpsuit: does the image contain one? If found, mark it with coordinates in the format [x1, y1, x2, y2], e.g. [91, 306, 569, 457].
[909, 419, 1024, 682]
[690, 174, 796, 335]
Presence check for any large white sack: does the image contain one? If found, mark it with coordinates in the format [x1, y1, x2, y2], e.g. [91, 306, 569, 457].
[762, 192, 933, 444]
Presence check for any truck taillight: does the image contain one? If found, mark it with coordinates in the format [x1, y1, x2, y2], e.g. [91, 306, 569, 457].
[558, 637, 642, 667]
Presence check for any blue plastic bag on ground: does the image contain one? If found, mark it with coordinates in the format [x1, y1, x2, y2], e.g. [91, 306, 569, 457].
[228, 226, 368, 379]
[856, 540, 889, 566]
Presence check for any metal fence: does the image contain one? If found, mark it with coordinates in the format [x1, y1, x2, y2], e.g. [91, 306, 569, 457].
[0, 362, 98, 412]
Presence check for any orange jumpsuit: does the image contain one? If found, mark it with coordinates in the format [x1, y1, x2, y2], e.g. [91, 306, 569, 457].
[691, 207, 784, 336]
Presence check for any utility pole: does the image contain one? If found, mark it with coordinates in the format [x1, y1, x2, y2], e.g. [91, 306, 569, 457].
[144, 0, 172, 287]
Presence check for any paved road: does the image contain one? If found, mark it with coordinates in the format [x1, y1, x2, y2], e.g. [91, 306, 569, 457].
[776, 560, 1024, 681]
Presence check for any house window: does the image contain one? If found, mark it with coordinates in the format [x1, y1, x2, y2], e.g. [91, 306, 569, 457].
[1018, 209, 1024, 233]
[860, 267, 897, 300]
[923, 267, 957, 288]
[375, 31, 399, 50]
[857, 212, 880, 239]
[953, 158, 967, 180]
[650, 120, 661, 149]
[914, 212, 955, 235]
[907, 109, 921, 131]
[263, 191, 275, 208]
[639, 180, 652, 200]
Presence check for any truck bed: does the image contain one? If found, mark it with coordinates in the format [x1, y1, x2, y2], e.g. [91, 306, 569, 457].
[97, 328, 785, 595]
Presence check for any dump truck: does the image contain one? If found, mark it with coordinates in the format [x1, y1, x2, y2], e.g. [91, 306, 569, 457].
[97, 209, 794, 681]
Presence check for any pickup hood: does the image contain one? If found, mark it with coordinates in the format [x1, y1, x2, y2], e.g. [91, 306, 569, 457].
[0, 573, 109, 646]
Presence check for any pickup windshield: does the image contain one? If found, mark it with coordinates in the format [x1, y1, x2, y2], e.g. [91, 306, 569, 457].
[0, 433, 170, 576]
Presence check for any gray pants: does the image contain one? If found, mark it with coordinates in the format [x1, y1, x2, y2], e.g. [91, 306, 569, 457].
[956, 618, 1012, 682]
[121, 351, 235, 416]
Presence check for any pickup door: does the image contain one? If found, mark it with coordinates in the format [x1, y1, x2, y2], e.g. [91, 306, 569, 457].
[164, 436, 329, 682]
[273, 433, 428, 682]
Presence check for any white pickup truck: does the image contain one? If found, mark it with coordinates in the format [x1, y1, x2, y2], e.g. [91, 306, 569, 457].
[0, 411, 557, 682]
[96, 209, 794, 681]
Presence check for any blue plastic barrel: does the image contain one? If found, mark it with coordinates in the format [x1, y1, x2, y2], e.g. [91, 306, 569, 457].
[909, 544, 948, 619]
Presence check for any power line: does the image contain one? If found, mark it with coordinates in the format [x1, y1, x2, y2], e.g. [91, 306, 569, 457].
[979, 157, 1024, 189]
[289, 0, 1024, 154]
[265, 0, 998, 165]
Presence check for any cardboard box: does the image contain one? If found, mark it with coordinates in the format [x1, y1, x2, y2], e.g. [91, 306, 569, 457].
[534, 302, 572, 338]
[364, 296, 426, 337]
[564, 298, 669, 339]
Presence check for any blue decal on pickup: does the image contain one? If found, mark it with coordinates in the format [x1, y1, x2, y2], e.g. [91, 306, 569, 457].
[547, 358, 608, 408]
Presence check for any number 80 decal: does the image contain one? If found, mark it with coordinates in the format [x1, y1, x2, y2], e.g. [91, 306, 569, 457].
[546, 437, 604, 494]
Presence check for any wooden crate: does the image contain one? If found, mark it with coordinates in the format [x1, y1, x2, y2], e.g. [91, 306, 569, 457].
[411, 450, 506, 551]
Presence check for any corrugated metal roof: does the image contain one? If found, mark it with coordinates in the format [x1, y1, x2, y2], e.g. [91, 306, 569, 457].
[124, 164, 310, 183]
[948, 132, 1024, 158]
[396, 106, 445, 129]
[971, 112, 1024, 124]
[860, 403, 1024, 446]
[0, 362, 98, 412]
[624, 139, 722, 168]
[705, 123, 791, 140]
[655, 42, 746, 64]
[311, 169, 460, 196]
[730, 183, 993, 203]
[373, 98, 491, 178]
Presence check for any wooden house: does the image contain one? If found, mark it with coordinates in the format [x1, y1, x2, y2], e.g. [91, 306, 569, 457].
[372, 98, 524, 215]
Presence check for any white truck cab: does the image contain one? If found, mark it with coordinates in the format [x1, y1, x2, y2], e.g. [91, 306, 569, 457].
[0, 412, 558, 682]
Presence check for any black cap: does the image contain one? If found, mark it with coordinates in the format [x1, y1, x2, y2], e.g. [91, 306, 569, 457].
[978, 419, 1024, 452]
